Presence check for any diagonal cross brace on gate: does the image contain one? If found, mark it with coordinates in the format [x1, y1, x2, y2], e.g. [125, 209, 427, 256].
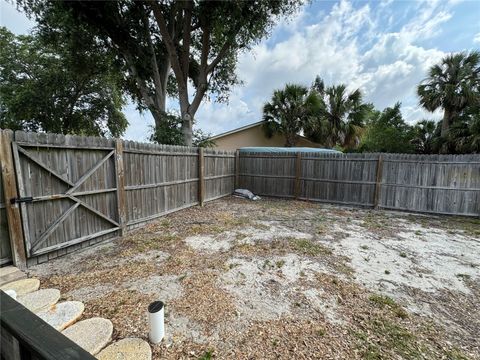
[12, 144, 119, 256]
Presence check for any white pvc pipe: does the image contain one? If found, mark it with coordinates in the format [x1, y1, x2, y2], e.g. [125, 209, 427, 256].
[148, 301, 164, 344]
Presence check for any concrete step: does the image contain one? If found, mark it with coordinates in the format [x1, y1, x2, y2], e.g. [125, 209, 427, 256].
[0, 278, 40, 296]
[61, 317, 113, 355]
[17, 288, 61, 313]
[37, 301, 85, 331]
[97, 338, 152, 360]
[0, 266, 26, 286]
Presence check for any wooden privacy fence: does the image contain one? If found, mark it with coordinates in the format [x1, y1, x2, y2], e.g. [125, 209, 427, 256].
[0, 130, 236, 267]
[239, 151, 480, 217]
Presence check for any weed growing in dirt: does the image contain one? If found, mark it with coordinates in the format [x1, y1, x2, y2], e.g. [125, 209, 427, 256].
[289, 238, 332, 256]
[369, 294, 408, 319]
[198, 350, 213, 360]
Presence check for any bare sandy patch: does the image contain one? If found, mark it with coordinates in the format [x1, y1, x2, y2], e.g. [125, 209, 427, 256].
[220, 254, 329, 321]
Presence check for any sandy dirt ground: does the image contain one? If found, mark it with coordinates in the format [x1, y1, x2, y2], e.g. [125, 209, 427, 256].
[28, 197, 480, 359]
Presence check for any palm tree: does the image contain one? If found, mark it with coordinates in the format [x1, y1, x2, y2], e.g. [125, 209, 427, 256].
[262, 84, 322, 147]
[411, 119, 438, 154]
[448, 106, 480, 153]
[307, 81, 369, 149]
[417, 51, 480, 137]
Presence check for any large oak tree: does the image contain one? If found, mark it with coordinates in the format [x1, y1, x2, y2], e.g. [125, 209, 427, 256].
[20, 0, 302, 145]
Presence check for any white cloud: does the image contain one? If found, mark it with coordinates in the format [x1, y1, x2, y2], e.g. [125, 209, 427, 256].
[474, 32, 480, 44]
[198, 0, 451, 134]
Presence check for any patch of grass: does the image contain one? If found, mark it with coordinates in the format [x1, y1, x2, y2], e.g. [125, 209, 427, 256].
[353, 330, 382, 360]
[316, 327, 326, 337]
[384, 270, 390, 275]
[414, 230, 422, 236]
[369, 294, 397, 307]
[276, 260, 286, 268]
[443, 348, 470, 360]
[455, 273, 471, 280]
[289, 238, 332, 256]
[369, 294, 409, 319]
[362, 214, 386, 230]
[399, 252, 407, 258]
[372, 318, 422, 358]
[360, 245, 369, 250]
[183, 214, 252, 237]
[354, 316, 430, 359]
[198, 350, 213, 360]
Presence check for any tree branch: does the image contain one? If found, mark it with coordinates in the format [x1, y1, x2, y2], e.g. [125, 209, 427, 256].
[141, 4, 165, 100]
[180, 1, 193, 78]
[150, 1, 186, 88]
[122, 48, 156, 109]
[206, 38, 233, 74]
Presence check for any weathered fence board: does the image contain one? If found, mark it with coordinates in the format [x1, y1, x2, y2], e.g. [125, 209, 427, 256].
[0, 159, 12, 265]
[239, 152, 480, 216]
[123, 141, 200, 227]
[204, 148, 236, 202]
[379, 154, 480, 216]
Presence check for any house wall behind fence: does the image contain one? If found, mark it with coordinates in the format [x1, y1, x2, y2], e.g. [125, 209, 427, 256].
[0, 130, 236, 266]
[239, 152, 480, 217]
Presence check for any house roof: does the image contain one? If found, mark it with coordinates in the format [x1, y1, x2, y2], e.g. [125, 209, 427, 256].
[209, 120, 266, 140]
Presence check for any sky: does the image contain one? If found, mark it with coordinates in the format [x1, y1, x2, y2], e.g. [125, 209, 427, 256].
[1, 0, 479, 142]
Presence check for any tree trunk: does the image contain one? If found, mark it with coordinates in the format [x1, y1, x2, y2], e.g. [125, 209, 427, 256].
[181, 112, 193, 146]
[441, 108, 453, 137]
[150, 106, 166, 130]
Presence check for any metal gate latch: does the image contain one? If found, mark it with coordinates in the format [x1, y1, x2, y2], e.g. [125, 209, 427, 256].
[10, 197, 34, 204]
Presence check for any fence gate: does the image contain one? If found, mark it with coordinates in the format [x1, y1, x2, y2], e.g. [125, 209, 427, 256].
[11, 134, 120, 258]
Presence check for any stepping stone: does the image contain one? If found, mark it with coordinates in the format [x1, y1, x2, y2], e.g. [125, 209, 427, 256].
[0, 278, 40, 296]
[37, 301, 84, 331]
[0, 266, 26, 286]
[96, 338, 152, 360]
[17, 289, 60, 313]
[62, 317, 113, 355]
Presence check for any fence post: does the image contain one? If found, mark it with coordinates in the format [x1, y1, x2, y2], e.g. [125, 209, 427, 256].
[374, 154, 384, 208]
[198, 147, 205, 206]
[0, 130, 27, 269]
[235, 149, 240, 190]
[115, 139, 127, 236]
[294, 152, 302, 199]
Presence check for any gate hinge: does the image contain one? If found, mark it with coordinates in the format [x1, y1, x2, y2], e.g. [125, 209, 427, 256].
[10, 196, 33, 204]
